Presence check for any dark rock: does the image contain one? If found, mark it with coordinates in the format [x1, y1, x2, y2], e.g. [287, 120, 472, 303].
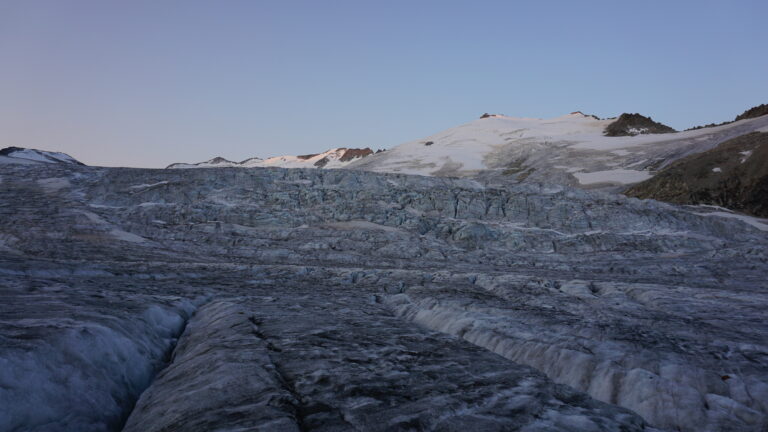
[208, 157, 233, 164]
[296, 153, 320, 160]
[625, 131, 768, 217]
[338, 148, 373, 162]
[604, 113, 676, 137]
[735, 103, 768, 122]
[313, 156, 330, 168]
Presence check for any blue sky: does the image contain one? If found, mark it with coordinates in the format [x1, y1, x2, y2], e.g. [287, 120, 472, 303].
[1, 0, 766, 167]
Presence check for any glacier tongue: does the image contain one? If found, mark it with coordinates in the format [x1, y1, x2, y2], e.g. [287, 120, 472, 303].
[1, 161, 767, 431]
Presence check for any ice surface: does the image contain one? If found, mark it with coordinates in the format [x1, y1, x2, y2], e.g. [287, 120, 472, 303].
[573, 169, 653, 185]
[694, 211, 768, 231]
[0, 297, 194, 432]
[1, 161, 767, 431]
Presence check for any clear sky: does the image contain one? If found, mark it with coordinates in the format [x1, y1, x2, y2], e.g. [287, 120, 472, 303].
[1, 0, 766, 168]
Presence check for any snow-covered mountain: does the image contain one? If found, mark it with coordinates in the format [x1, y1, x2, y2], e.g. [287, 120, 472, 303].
[346, 111, 768, 189]
[0, 147, 83, 165]
[167, 147, 375, 169]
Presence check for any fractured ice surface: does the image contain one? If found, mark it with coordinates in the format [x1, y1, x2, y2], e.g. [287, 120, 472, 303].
[0, 161, 766, 431]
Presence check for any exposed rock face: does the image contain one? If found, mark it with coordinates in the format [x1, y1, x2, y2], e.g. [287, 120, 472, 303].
[1, 161, 767, 431]
[603, 114, 676, 137]
[296, 153, 319, 160]
[687, 102, 768, 131]
[626, 132, 768, 217]
[735, 103, 768, 122]
[339, 147, 374, 162]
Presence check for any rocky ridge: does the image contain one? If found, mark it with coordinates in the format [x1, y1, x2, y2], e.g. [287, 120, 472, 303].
[603, 113, 676, 137]
[626, 131, 768, 217]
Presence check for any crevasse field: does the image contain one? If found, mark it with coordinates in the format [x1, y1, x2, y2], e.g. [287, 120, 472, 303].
[1, 157, 767, 431]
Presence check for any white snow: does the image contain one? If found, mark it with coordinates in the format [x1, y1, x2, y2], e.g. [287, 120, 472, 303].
[2, 148, 80, 164]
[573, 169, 653, 185]
[170, 148, 369, 170]
[739, 150, 753, 163]
[347, 112, 768, 179]
[712, 167, 722, 173]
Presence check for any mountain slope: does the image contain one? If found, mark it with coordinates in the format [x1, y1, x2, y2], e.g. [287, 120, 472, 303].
[345, 110, 768, 190]
[626, 131, 768, 217]
[0, 147, 84, 165]
[167, 147, 374, 169]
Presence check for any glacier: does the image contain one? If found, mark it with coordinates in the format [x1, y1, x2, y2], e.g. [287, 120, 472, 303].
[1, 160, 767, 431]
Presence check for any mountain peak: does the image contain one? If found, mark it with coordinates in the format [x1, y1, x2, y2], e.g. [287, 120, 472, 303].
[167, 147, 373, 170]
[603, 113, 675, 137]
[0, 147, 84, 165]
[569, 111, 600, 120]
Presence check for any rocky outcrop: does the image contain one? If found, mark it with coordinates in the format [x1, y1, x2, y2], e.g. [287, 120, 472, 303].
[735, 103, 768, 122]
[313, 156, 330, 168]
[339, 147, 373, 162]
[685, 103, 767, 131]
[626, 131, 768, 217]
[571, 111, 601, 120]
[604, 113, 676, 137]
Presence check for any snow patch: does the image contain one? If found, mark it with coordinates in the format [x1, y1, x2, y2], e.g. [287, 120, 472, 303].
[739, 150, 753, 163]
[712, 167, 722, 173]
